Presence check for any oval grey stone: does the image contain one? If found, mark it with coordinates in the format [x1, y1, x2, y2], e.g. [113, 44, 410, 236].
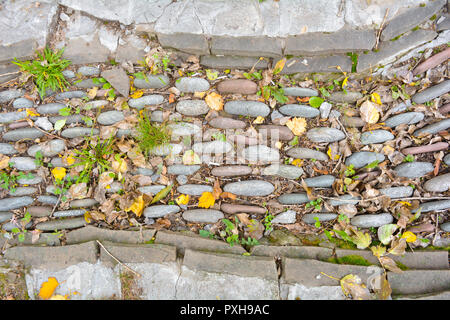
[379, 186, 414, 198]
[49, 114, 83, 125]
[242, 145, 280, 162]
[8, 187, 37, 196]
[413, 119, 450, 136]
[54, 91, 87, 100]
[37, 195, 59, 205]
[424, 173, 450, 192]
[176, 100, 209, 116]
[2, 221, 32, 231]
[70, 199, 99, 208]
[97, 111, 124, 125]
[2, 128, 44, 141]
[329, 91, 363, 103]
[9, 157, 37, 170]
[168, 122, 201, 136]
[128, 95, 164, 109]
[0, 196, 33, 210]
[279, 104, 320, 118]
[13, 98, 34, 109]
[27, 139, 66, 157]
[35, 217, 87, 231]
[345, 152, 385, 169]
[149, 143, 182, 156]
[0, 143, 17, 155]
[53, 209, 86, 218]
[210, 165, 252, 177]
[224, 101, 270, 117]
[307, 128, 345, 143]
[0, 89, 23, 103]
[440, 222, 450, 232]
[360, 130, 394, 144]
[84, 100, 109, 110]
[0, 111, 27, 124]
[303, 213, 338, 224]
[223, 180, 274, 196]
[272, 210, 297, 224]
[138, 185, 166, 195]
[132, 168, 155, 176]
[257, 125, 294, 141]
[176, 175, 188, 185]
[0, 211, 12, 223]
[385, 112, 424, 128]
[394, 162, 434, 178]
[284, 87, 318, 97]
[286, 147, 328, 161]
[144, 205, 180, 218]
[329, 195, 361, 206]
[192, 141, 233, 154]
[177, 184, 213, 196]
[175, 77, 210, 93]
[151, 110, 163, 123]
[61, 127, 99, 138]
[351, 213, 394, 228]
[278, 193, 309, 204]
[412, 200, 450, 213]
[208, 117, 246, 129]
[62, 70, 75, 79]
[77, 66, 100, 76]
[182, 209, 224, 223]
[263, 164, 304, 179]
[412, 80, 450, 104]
[134, 74, 170, 89]
[444, 154, 450, 166]
[18, 175, 42, 185]
[167, 165, 201, 175]
[74, 79, 96, 88]
[304, 175, 335, 188]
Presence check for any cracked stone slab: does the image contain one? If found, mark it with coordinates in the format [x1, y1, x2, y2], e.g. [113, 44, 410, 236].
[65, 225, 156, 245]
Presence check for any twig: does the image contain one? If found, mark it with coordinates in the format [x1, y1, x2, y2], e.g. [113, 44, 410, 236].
[375, 8, 390, 51]
[96, 240, 142, 278]
[31, 124, 70, 143]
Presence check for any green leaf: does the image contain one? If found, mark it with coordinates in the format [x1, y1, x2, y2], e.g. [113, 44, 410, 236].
[334, 229, 353, 242]
[377, 224, 398, 245]
[351, 230, 372, 249]
[54, 119, 66, 131]
[309, 96, 324, 108]
[58, 107, 71, 116]
[150, 184, 172, 205]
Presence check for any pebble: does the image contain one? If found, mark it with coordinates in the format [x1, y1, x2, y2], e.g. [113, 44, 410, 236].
[412, 200, 450, 213]
[168, 122, 201, 136]
[149, 143, 182, 156]
[151, 110, 164, 122]
[61, 127, 99, 138]
[132, 168, 154, 176]
[394, 162, 434, 178]
[176, 100, 209, 116]
[97, 111, 124, 125]
[345, 152, 385, 169]
[0, 89, 23, 103]
[223, 180, 274, 196]
[138, 185, 166, 195]
[35, 217, 86, 231]
[279, 104, 320, 118]
[262, 164, 304, 179]
[2, 221, 32, 232]
[37, 195, 59, 205]
[329, 195, 361, 206]
[304, 175, 335, 188]
[278, 193, 309, 204]
[438, 103, 450, 115]
[0, 143, 17, 155]
[360, 130, 394, 144]
[62, 70, 75, 79]
[217, 79, 257, 94]
[78, 66, 100, 76]
[50, 157, 68, 168]
[284, 87, 318, 97]
[53, 209, 86, 218]
[36, 103, 67, 115]
[70, 199, 99, 208]
[224, 101, 270, 117]
[271, 110, 284, 122]
[0, 196, 33, 210]
[176, 175, 188, 185]
[286, 147, 328, 161]
[75, 79, 96, 88]
[18, 175, 42, 185]
[220, 204, 266, 214]
[242, 145, 280, 162]
[423, 173, 450, 192]
[444, 154, 450, 166]
[211, 165, 252, 177]
[175, 77, 210, 93]
[27, 206, 52, 217]
[402, 142, 449, 155]
[272, 210, 297, 224]
[177, 184, 213, 196]
[8, 187, 37, 196]
[257, 125, 294, 141]
[413, 48, 450, 75]
[351, 213, 394, 228]
[411, 80, 450, 104]
[329, 91, 363, 103]
[0, 111, 27, 124]
[84, 100, 109, 109]
[134, 74, 170, 89]
[192, 141, 232, 154]
[27, 139, 66, 157]
[379, 186, 414, 198]
[306, 128, 345, 143]
[0, 212, 12, 223]
[229, 135, 259, 146]
[12, 98, 33, 109]
[2, 128, 44, 141]
[384, 112, 424, 128]
[208, 117, 246, 129]
[117, 129, 133, 138]
[9, 157, 37, 171]
[54, 91, 87, 100]
[413, 119, 450, 136]
[182, 209, 224, 223]
[49, 115, 83, 125]
[390, 100, 411, 114]
[319, 102, 332, 119]
[34, 117, 53, 131]
[167, 164, 201, 175]
[143, 205, 180, 218]
[128, 95, 164, 110]
[302, 213, 338, 224]
[440, 222, 450, 232]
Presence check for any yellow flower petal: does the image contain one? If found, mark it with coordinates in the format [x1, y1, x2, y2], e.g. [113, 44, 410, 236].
[401, 231, 416, 243]
[371, 92, 382, 105]
[130, 90, 144, 99]
[291, 159, 303, 167]
[51, 167, 66, 181]
[176, 194, 189, 205]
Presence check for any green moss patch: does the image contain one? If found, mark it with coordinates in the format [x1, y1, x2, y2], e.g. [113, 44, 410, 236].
[327, 255, 372, 266]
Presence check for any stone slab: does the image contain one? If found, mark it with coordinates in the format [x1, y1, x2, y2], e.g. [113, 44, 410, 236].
[211, 36, 283, 57]
[200, 55, 269, 69]
[65, 226, 156, 245]
[388, 270, 450, 295]
[279, 55, 352, 74]
[250, 245, 333, 261]
[157, 33, 209, 55]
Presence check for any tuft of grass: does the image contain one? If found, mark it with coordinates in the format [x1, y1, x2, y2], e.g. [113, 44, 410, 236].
[12, 47, 71, 98]
[136, 111, 171, 156]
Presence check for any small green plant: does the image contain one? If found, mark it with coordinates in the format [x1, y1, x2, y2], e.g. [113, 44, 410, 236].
[136, 111, 171, 156]
[12, 47, 71, 98]
[11, 212, 32, 243]
[262, 213, 274, 232]
[259, 85, 288, 103]
[404, 154, 415, 163]
[344, 164, 356, 177]
[0, 172, 34, 193]
[221, 218, 260, 247]
[199, 229, 215, 239]
[313, 217, 321, 228]
[306, 198, 323, 211]
[347, 52, 358, 73]
[92, 77, 116, 100]
[34, 151, 44, 167]
[365, 160, 380, 169]
[243, 70, 262, 80]
[391, 84, 410, 100]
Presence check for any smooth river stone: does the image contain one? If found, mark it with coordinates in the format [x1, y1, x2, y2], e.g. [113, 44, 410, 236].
[78, 66, 100, 76]
[0, 196, 33, 210]
[412, 80, 450, 104]
[402, 142, 449, 155]
[329, 91, 363, 103]
[70, 199, 99, 208]
[413, 119, 450, 136]
[176, 100, 209, 116]
[18, 175, 42, 185]
[223, 180, 274, 197]
[167, 165, 201, 175]
[97, 111, 124, 125]
[304, 175, 335, 188]
[286, 147, 328, 161]
[278, 193, 309, 204]
[13, 98, 33, 109]
[61, 127, 99, 138]
[210, 165, 252, 177]
[413, 47, 450, 75]
[257, 125, 294, 141]
[394, 162, 434, 178]
[220, 203, 266, 214]
[0, 111, 27, 124]
[0, 143, 17, 155]
[75, 79, 96, 88]
[444, 154, 450, 165]
[37, 195, 59, 205]
[2, 128, 44, 141]
[53, 209, 86, 218]
[272, 210, 297, 224]
[279, 104, 320, 118]
[412, 200, 450, 213]
[440, 222, 450, 232]
[283, 87, 318, 97]
[144, 205, 180, 218]
[384, 112, 424, 128]
[345, 152, 385, 169]
[168, 122, 201, 136]
[177, 184, 213, 196]
[49, 115, 83, 125]
[128, 95, 164, 109]
[262, 164, 304, 179]
[0, 89, 23, 103]
[307, 127, 345, 143]
[360, 130, 394, 144]
[182, 209, 224, 223]
[27, 139, 66, 157]
[217, 79, 257, 94]
[134, 74, 170, 89]
[351, 213, 393, 228]
[138, 185, 166, 195]
[423, 173, 450, 192]
[0, 212, 12, 223]
[192, 141, 233, 154]
[242, 145, 280, 162]
[132, 168, 154, 176]
[54, 91, 87, 100]
[175, 77, 210, 93]
[379, 186, 414, 198]
[149, 143, 182, 156]
[341, 116, 365, 128]
[35, 217, 87, 231]
[224, 101, 270, 117]
[8, 187, 37, 196]
[208, 117, 246, 129]
[9, 157, 37, 170]
[329, 195, 361, 206]
[303, 213, 338, 224]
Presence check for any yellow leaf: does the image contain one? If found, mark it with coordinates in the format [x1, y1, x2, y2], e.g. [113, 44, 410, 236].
[205, 92, 224, 111]
[340, 274, 371, 300]
[88, 87, 98, 99]
[0, 155, 10, 170]
[273, 58, 286, 75]
[39, 277, 59, 300]
[327, 147, 340, 160]
[176, 194, 189, 205]
[84, 212, 92, 223]
[130, 90, 144, 99]
[253, 116, 265, 124]
[371, 92, 382, 105]
[126, 195, 145, 217]
[286, 117, 307, 136]
[342, 77, 348, 88]
[49, 295, 68, 300]
[291, 159, 303, 167]
[26, 108, 40, 117]
[64, 154, 76, 166]
[401, 231, 417, 243]
[370, 245, 386, 258]
[51, 167, 66, 181]
[360, 100, 380, 124]
[198, 192, 215, 209]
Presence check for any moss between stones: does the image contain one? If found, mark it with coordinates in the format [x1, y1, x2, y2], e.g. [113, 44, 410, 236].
[395, 261, 409, 271]
[327, 255, 372, 267]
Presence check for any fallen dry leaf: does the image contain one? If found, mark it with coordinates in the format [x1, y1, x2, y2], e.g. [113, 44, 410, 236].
[198, 191, 215, 208]
[286, 117, 307, 135]
[360, 100, 380, 124]
[39, 277, 59, 300]
[205, 92, 224, 111]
